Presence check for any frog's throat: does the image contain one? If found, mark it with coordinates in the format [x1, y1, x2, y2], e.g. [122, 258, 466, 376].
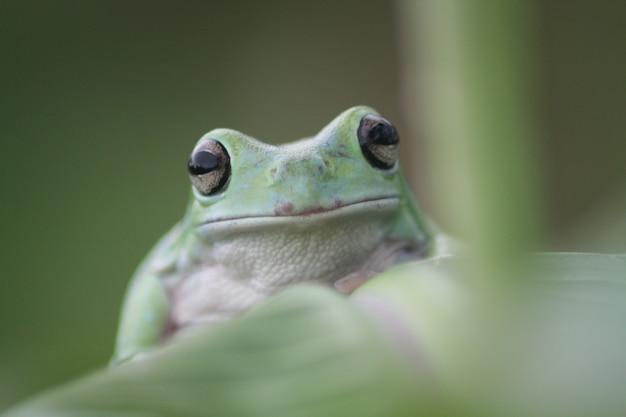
[197, 196, 400, 232]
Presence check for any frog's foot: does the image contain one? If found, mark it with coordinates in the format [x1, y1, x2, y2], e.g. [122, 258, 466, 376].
[334, 271, 377, 294]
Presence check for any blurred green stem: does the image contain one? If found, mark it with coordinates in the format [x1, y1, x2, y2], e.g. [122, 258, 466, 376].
[399, 0, 543, 293]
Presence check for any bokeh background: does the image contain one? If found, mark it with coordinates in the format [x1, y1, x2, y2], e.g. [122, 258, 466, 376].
[0, 1, 624, 410]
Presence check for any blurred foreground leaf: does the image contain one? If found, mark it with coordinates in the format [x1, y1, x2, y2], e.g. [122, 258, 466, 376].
[3, 283, 432, 417]
[4, 254, 626, 416]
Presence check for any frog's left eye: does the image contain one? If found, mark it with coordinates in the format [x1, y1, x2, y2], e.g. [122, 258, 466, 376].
[357, 114, 399, 170]
[188, 139, 231, 195]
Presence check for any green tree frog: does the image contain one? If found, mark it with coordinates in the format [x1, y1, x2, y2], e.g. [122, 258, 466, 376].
[112, 106, 447, 365]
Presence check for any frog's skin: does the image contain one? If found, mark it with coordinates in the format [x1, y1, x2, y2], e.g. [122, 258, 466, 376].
[112, 106, 446, 365]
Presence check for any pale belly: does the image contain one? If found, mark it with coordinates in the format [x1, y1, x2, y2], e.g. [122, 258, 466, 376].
[161, 210, 426, 333]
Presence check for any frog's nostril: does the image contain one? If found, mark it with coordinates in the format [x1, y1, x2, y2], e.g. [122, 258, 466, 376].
[312, 156, 329, 174]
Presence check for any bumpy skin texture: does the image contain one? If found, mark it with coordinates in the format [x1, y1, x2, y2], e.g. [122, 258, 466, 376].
[112, 106, 438, 365]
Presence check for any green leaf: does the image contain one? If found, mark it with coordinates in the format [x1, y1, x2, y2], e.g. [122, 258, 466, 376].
[5, 254, 625, 417]
[3, 286, 427, 417]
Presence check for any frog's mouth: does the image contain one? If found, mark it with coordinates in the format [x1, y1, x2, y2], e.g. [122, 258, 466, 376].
[198, 196, 400, 232]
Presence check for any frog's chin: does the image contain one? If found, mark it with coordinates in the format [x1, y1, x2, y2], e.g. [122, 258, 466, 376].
[197, 196, 400, 235]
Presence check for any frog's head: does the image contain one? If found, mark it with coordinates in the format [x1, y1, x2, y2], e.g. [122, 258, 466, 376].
[183, 106, 431, 267]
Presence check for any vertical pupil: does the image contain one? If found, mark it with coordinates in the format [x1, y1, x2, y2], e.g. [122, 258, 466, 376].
[189, 151, 219, 175]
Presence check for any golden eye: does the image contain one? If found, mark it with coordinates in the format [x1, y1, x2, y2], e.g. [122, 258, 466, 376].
[188, 139, 231, 195]
[357, 114, 399, 170]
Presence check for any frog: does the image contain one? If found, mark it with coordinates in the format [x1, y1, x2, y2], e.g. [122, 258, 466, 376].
[111, 106, 449, 365]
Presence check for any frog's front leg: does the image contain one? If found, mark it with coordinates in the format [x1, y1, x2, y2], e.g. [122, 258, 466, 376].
[333, 272, 378, 294]
[111, 270, 170, 366]
[334, 240, 429, 294]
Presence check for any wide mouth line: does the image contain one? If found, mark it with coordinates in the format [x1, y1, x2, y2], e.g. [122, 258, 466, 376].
[199, 196, 399, 226]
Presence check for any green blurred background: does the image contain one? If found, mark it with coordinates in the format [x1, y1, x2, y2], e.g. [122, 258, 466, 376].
[0, 1, 623, 410]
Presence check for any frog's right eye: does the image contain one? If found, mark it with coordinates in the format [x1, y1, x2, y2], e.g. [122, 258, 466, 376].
[357, 114, 399, 170]
[188, 139, 231, 195]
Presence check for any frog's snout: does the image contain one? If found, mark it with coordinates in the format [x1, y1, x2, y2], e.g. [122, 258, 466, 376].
[267, 154, 332, 186]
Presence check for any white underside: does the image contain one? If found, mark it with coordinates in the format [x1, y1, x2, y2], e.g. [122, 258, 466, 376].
[162, 198, 423, 331]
